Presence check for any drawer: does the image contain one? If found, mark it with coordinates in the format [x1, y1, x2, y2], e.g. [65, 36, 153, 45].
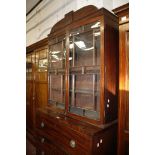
[36, 114, 91, 155]
[36, 134, 67, 155]
[36, 148, 65, 155]
[36, 148, 50, 155]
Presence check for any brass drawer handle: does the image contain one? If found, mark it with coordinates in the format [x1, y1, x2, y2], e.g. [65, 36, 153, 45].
[70, 140, 76, 148]
[41, 138, 45, 143]
[41, 122, 45, 128]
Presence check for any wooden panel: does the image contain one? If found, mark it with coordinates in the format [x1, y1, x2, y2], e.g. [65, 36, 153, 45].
[104, 22, 119, 123]
[35, 72, 47, 81]
[26, 52, 35, 132]
[26, 81, 34, 131]
[36, 109, 117, 155]
[26, 81, 33, 106]
[35, 82, 48, 109]
[113, 3, 129, 155]
[35, 47, 48, 109]
[26, 139, 36, 155]
[49, 5, 98, 35]
[27, 43, 48, 138]
[118, 23, 129, 155]
[92, 125, 117, 155]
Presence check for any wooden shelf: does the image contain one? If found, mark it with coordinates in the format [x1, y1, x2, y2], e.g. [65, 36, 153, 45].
[69, 65, 100, 74]
[48, 68, 65, 75]
[51, 88, 66, 92]
[69, 89, 99, 95]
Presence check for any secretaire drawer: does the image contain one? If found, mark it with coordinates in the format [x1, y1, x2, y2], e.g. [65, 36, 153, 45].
[36, 113, 92, 155]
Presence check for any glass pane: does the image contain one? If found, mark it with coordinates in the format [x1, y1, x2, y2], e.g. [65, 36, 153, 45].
[68, 21, 101, 120]
[35, 49, 48, 72]
[49, 41, 66, 69]
[35, 52, 39, 70]
[26, 54, 32, 63]
[26, 54, 33, 80]
[49, 74, 65, 109]
[69, 21, 100, 67]
[40, 49, 47, 59]
[69, 74, 100, 120]
[38, 59, 47, 71]
[32, 53, 35, 63]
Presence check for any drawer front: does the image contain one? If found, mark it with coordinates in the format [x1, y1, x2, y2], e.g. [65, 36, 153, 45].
[36, 114, 92, 155]
[36, 149, 50, 155]
[36, 134, 67, 155]
[36, 148, 65, 155]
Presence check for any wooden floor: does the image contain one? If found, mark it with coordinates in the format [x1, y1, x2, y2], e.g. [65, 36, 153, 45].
[26, 139, 36, 155]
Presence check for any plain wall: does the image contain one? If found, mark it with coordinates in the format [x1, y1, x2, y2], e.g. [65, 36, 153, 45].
[26, 0, 129, 46]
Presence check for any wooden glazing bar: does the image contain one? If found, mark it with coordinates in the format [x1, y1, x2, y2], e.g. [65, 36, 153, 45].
[48, 68, 65, 74]
[70, 89, 99, 95]
[69, 65, 100, 74]
[72, 36, 75, 67]
[93, 74, 97, 111]
[92, 29, 96, 111]
[48, 73, 50, 102]
[48, 46, 52, 101]
[61, 40, 63, 68]
[61, 40, 64, 104]
[71, 35, 75, 107]
[93, 29, 96, 66]
[61, 75, 63, 103]
[50, 88, 66, 91]
[65, 31, 70, 113]
[72, 29, 92, 37]
[71, 74, 75, 106]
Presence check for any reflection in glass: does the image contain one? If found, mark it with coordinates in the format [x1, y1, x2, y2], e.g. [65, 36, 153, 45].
[49, 40, 66, 69]
[68, 21, 101, 120]
[38, 59, 47, 71]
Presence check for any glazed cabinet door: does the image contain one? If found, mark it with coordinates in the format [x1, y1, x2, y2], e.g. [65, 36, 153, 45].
[68, 20, 101, 121]
[48, 35, 66, 109]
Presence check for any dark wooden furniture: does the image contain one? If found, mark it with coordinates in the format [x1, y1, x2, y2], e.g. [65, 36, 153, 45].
[113, 3, 129, 155]
[35, 5, 119, 155]
[26, 38, 48, 133]
[26, 38, 48, 154]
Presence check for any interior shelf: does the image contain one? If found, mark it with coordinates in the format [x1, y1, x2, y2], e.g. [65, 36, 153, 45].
[50, 88, 66, 92]
[69, 65, 100, 74]
[48, 68, 65, 75]
[48, 66, 100, 75]
[69, 89, 99, 95]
